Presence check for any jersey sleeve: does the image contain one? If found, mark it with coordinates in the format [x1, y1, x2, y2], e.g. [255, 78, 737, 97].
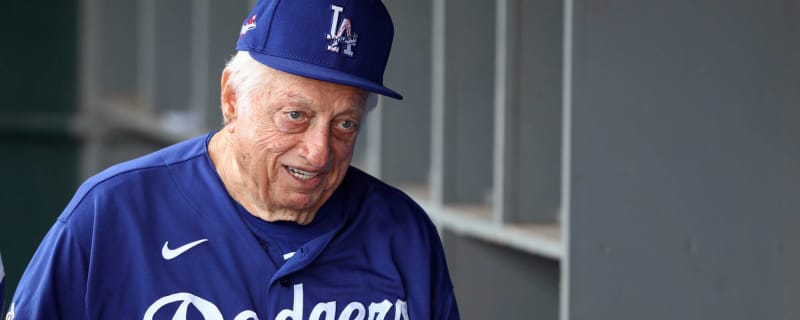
[422, 225, 461, 320]
[8, 220, 89, 319]
[440, 289, 461, 320]
[383, 193, 461, 320]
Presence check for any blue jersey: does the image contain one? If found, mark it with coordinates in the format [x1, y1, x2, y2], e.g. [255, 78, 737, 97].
[9, 132, 459, 319]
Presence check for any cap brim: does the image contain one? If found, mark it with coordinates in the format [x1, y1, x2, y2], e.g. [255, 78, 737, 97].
[248, 51, 403, 100]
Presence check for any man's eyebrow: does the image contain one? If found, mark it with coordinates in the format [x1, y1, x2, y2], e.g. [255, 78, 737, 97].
[345, 94, 368, 112]
[338, 99, 368, 116]
[282, 91, 313, 107]
[279, 90, 366, 113]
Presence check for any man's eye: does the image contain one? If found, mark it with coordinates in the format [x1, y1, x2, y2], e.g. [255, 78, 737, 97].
[339, 120, 355, 130]
[287, 111, 302, 120]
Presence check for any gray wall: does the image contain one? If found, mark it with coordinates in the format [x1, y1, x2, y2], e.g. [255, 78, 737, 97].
[445, 230, 559, 319]
[371, 0, 433, 183]
[568, 0, 800, 319]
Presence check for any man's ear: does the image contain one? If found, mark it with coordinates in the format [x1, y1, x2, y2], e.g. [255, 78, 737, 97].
[220, 69, 238, 130]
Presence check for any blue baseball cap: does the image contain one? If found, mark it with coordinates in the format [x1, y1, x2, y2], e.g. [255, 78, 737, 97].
[236, 0, 403, 100]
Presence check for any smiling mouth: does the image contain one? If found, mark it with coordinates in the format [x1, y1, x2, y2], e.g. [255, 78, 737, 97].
[287, 166, 320, 181]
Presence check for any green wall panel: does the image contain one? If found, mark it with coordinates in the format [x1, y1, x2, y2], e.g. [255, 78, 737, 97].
[0, 136, 79, 312]
[0, 1, 79, 312]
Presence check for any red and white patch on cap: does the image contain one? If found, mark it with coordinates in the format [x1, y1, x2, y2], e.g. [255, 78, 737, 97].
[240, 14, 257, 36]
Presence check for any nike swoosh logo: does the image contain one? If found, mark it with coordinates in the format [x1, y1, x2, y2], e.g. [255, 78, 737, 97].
[162, 239, 208, 260]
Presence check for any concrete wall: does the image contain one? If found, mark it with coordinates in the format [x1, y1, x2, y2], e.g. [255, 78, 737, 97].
[568, 1, 800, 319]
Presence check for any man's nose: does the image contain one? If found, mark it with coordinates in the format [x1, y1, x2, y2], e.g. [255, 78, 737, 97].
[302, 123, 332, 169]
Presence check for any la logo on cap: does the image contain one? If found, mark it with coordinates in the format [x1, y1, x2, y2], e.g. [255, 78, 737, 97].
[325, 5, 357, 57]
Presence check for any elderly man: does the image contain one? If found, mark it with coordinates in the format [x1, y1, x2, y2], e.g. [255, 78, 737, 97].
[7, 0, 459, 319]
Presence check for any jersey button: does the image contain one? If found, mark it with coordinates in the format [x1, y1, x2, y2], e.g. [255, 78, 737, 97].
[279, 277, 292, 287]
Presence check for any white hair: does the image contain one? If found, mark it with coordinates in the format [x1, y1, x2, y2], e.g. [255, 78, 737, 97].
[223, 51, 378, 123]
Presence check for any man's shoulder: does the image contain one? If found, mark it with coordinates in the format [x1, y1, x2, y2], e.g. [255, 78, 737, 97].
[92, 133, 210, 182]
[342, 167, 433, 228]
[343, 167, 419, 208]
[61, 133, 212, 221]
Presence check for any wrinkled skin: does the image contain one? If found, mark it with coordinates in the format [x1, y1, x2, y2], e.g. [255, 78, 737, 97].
[209, 67, 367, 224]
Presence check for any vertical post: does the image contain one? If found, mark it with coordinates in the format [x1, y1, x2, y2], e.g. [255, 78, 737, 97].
[493, 0, 521, 224]
[80, 0, 102, 179]
[191, 0, 210, 129]
[138, 0, 156, 112]
[430, 0, 447, 206]
[560, 0, 573, 319]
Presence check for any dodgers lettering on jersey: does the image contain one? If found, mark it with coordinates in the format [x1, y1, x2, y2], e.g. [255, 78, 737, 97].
[273, 284, 408, 320]
[143, 284, 409, 320]
[8, 132, 460, 319]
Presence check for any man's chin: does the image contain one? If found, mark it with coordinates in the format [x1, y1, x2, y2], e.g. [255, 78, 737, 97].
[274, 194, 321, 213]
[262, 201, 316, 224]
[268, 188, 335, 220]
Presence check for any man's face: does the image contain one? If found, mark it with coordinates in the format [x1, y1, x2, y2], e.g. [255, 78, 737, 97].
[230, 69, 366, 220]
